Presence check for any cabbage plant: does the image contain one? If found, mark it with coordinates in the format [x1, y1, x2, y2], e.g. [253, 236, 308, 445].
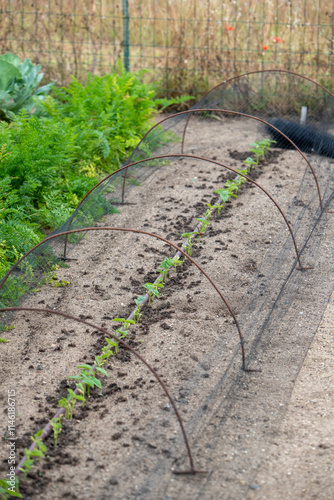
[0, 53, 54, 120]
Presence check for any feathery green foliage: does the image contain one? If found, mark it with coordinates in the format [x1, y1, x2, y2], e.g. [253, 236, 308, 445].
[44, 66, 160, 171]
[0, 64, 183, 285]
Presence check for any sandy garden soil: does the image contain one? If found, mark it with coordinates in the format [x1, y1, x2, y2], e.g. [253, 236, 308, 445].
[0, 116, 333, 500]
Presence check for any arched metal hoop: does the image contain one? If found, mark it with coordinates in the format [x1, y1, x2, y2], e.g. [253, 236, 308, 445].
[125, 109, 323, 210]
[60, 155, 308, 269]
[63, 70, 332, 259]
[189, 68, 334, 106]
[178, 68, 334, 204]
[1, 306, 199, 475]
[181, 69, 334, 161]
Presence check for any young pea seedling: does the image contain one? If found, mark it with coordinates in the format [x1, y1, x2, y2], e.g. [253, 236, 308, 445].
[58, 397, 72, 419]
[249, 139, 276, 164]
[142, 282, 164, 305]
[172, 256, 184, 270]
[111, 318, 136, 337]
[68, 363, 108, 399]
[158, 258, 174, 281]
[181, 232, 195, 256]
[50, 416, 63, 446]
[243, 157, 257, 169]
[134, 296, 146, 322]
[99, 336, 121, 362]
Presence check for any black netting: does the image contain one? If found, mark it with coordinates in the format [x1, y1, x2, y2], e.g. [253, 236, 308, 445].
[1, 70, 334, 497]
[1, 69, 333, 315]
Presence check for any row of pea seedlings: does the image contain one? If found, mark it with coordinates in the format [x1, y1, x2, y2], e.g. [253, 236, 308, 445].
[0, 139, 274, 499]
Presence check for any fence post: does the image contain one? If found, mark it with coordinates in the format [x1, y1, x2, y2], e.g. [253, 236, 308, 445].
[122, 0, 130, 71]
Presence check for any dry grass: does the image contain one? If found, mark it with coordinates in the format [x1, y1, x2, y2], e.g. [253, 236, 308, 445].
[0, 0, 333, 98]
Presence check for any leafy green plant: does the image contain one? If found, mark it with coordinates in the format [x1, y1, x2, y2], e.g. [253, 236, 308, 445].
[172, 256, 184, 270]
[43, 64, 180, 173]
[0, 53, 54, 121]
[243, 157, 257, 169]
[158, 258, 174, 280]
[0, 63, 184, 306]
[134, 295, 146, 322]
[111, 318, 136, 337]
[181, 232, 195, 256]
[58, 397, 73, 420]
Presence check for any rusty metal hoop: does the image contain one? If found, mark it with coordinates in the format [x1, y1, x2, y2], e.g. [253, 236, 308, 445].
[60, 154, 307, 268]
[1, 306, 198, 475]
[0, 226, 250, 370]
[124, 109, 323, 210]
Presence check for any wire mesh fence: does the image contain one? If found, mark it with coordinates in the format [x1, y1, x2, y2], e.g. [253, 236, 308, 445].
[0, 0, 333, 97]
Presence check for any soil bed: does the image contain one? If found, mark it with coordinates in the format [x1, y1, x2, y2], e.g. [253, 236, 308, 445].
[1, 117, 333, 499]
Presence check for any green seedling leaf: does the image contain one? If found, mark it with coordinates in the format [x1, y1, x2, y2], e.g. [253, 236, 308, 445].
[236, 168, 249, 176]
[143, 282, 164, 304]
[244, 156, 257, 166]
[134, 295, 146, 306]
[172, 256, 183, 268]
[158, 257, 174, 278]
[19, 458, 34, 480]
[95, 366, 108, 376]
[0, 324, 15, 333]
[94, 356, 105, 367]
[225, 180, 238, 190]
[115, 328, 127, 338]
[50, 416, 63, 446]
[67, 388, 79, 398]
[143, 284, 162, 297]
[33, 430, 44, 439]
[90, 376, 102, 389]
[76, 364, 94, 370]
[67, 375, 81, 381]
[134, 307, 142, 323]
[214, 188, 230, 202]
[122, 319, 136, 326]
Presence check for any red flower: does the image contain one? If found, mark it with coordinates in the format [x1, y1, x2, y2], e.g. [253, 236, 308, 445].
[224, 25, 234, 31]
[273, 37, 282, 43]
[262, 45, 268, 50]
